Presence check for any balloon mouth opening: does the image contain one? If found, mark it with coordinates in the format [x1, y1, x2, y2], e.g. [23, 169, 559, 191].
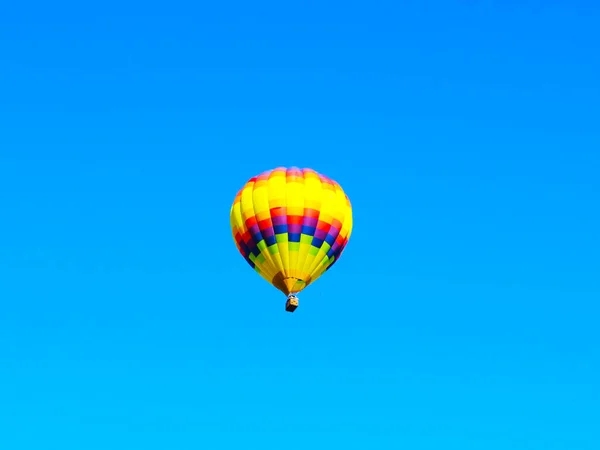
[271, 272, 310, 296]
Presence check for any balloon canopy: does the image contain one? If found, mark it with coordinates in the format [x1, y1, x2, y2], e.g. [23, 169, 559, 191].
[230, 167, 353, 300]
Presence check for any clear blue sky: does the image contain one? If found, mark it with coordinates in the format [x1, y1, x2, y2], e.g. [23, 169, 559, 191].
[1, 1, 599, 449]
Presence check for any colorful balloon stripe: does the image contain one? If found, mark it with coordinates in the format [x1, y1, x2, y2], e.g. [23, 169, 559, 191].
[230, 167, 353, 296]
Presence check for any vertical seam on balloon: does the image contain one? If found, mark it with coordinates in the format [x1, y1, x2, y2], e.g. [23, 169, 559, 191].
[280, 167, 290, 280]
[301, 172, 329, 279]
[250, 170, 277, 281]
[265, 169, 285, 278]
[291, 168, 305, 289]
[230, 200, 244, 259]
[297, 168, 313, 288]
[238, 180, 256, 269]
[285, 167, 292, 282]
[269, 167, 289, 282]
[306, 175, 339, 280]
[230, 193, 248, 265]
[297, 171, 322, 279]
[240, 178, 275, 282]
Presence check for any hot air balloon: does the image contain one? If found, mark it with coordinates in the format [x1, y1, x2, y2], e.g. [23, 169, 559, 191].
[230, 167, 353, 312]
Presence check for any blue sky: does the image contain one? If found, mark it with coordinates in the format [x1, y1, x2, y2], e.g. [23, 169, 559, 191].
[1, 1, 599, 449]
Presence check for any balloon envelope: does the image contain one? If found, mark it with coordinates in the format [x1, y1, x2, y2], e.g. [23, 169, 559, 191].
[230, 167, 353, 296]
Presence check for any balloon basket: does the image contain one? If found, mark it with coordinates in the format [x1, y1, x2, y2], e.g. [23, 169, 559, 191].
[285, 295, 299, 312]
